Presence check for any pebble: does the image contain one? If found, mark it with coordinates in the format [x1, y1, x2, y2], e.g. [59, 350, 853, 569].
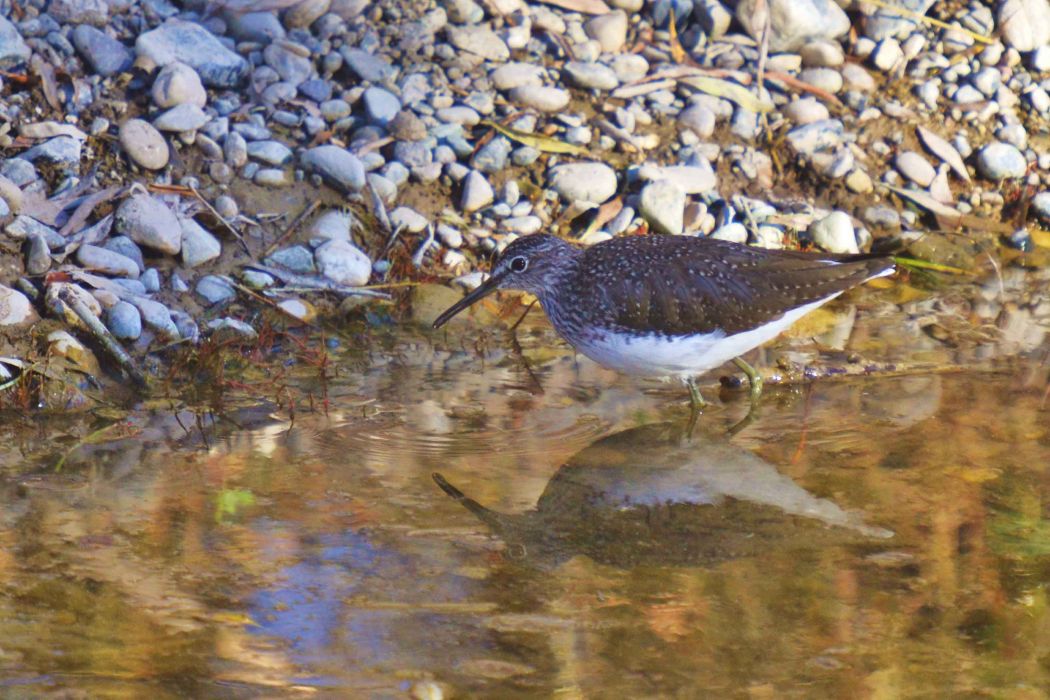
[437, 106, 481, 126]
[196, 275, 237, 305]
[508, 86, 570, 112]
[563, 62, 619, 91]
[206, 318, 258, 343]
[106, 301, 142, 340]
[503, 216, 542, 235]
[151, 62, 207, 108]
[72, 25, 132, 77]
[180, 218, 222, 267]
[548, 162, 617, 204]
[711, 222, 748, 244]
[135, 19, 250, 88]
[389, 206, 429, 233]
[895, 151, 936, 187]
[490, 63, 544, 90]
[102, 237, 144, 272]
[0, 17, 32, 68]
[0, 284, 39, 326]
[246, 140, 293, 165]
[584, 10, 628, 52]
[637, 164, 717, 194]
[783, 98, 830, 124]
[809, 211, 858, 253]
[25, 234, 51, 275]
[976, 142, 1028, 179]
[800, 39, 845, 67]
[341, 47, 397, 83]
[130, 296, 180, 338]
[315, 239, 372, 286]
[115, 194, 181, 254]
[1031, 191, 1050, 221]
[301, 146, 366, 192]
[0, 175, 22, 215]
[19, 137, 81, 166]
[639, 180, 686, 235]
[153, 104, 209, 132]
[998, 0, 1050, 51]
[76, 244, 140, 278]
[363, 87, 401, 125]
[736, 0, 850, 52]
[445, 25, 510, 62]
[472, 137, 511, 173]
[871, 39, 903, 71]
[461, 170, 494, 212]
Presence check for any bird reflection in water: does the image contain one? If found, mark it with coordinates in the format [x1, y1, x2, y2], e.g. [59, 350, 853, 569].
[434, 422, 892, 569]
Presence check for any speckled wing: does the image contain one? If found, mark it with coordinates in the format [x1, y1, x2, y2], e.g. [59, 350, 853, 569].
[572, 236, 893, 337]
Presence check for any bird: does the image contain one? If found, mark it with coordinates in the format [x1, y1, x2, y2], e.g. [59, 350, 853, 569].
[432, 233, 894, 410]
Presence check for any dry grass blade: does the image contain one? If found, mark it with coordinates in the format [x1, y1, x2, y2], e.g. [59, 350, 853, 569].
[30, 55, 61, 111]
[862, 0, 994, 44]
[764, 70, 844, 108]
[916, 125, 971, 182]
[678, 75, 774, 112]
[668, 11, 686, 64]
[480, 120, 587, 155]
[59, 185, 125, 236]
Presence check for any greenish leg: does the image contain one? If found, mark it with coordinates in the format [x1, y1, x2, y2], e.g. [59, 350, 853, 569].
[733, 357, 764, 404]
[685, 376, 706, 410]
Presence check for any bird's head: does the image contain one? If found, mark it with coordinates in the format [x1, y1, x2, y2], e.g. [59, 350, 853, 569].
[432, 234, 577, 328]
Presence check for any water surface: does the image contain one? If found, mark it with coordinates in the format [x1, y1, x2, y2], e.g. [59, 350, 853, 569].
[1, 279, 1049, 698]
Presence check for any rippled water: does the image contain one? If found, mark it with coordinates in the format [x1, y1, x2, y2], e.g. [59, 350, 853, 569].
[1, 279, 1049, 697]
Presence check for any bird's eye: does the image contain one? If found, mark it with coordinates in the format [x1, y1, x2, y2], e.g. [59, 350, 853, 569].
[509, 256, 528, 273]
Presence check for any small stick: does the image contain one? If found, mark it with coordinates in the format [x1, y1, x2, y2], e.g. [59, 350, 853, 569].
[59, 288, 147, 388]
[262, 200, 320, 259]
[190, 186, 251, 255]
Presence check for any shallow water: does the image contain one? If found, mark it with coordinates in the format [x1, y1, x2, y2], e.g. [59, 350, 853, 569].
[1, 281, 1050, 698]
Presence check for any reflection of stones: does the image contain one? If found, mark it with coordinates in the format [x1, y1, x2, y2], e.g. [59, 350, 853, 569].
[434, 423, 891, 569]
[858, 375, 943, 428]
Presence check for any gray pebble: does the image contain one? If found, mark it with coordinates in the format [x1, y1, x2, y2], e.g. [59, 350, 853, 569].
[151, 61, 207, 108]
[72, 25, 132, 77]
[809, 211, 858, 253]
[895, 151, 936, 187]
[115, 194, 181, 254]
[246, 140, 293, 165]
[107, 301, 142, 340]
[976, 141, 1028, 179]
[195, 275, 237, 305]
[206, 318, 257, 343]
[549, 162, 617, 203]
[301, 145, 366, 192]
[266, 244, 316, 272]
[563, 61, 619, 90]
[639, 180, 685, 235]
[315, 239, 371, 286]
[136, 19, 249, 87]
[140, 268, 161, 292]
[461, 170, 494, 212]
[509, 85, 570, 112]
[179, 218, 222, 267]
[472, 137, 511, 174]
[363, 86, 401, 125]
[119, 119, 169, 170]
[153, 104, 209, 132]
[130, 296, 180, 338]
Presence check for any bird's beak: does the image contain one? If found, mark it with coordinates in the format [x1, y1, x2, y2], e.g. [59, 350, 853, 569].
[432, 272, 504, 329]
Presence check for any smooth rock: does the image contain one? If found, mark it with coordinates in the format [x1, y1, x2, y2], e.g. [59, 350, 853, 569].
[976, 142, 1028, 179]
[809, 211, 858, 253]
[639, 180, 685, 235]
[136, 19, 250, 87]
[800, 39, 845, 67]
[389, 206, 428, 233]
[224, 131, 248, 167]
[263, 42, 313, 86]
[563, 61, 619, 90]
[1031, 191, 1050, 221]
[461, 170, 494, 212]
[895, 151, 936, 187]
[153, 104, 209, 132]
[180, 218, 222, 267]
[246, 140, 293, 165]
[315, 239, 371, 286]
[115, 194, 181, 254]
[206, 317, 257, 342]
[871, 38, 903, 71]
[301, 146, 366, 192]
[151, 61, 207, 108]
[106, 301, 142, 340]
[678, 105, 717, 137]
[103, 236, 145, 272]
[637, 163, 717, 194]
[490, 63, 544, 90]
[0, 17, 31, 68]
[0, 284, 38, 326]
[196, 275, 237, 305]
[130, 296, 180, 338]
[72, 25, 132, 77]
[735, 0, 850, 52]
[18, 137, 81, 166]
[710, 222, 748, 244]
[341, 47, 397, 82]
[119, 119, 169, 170]
[584, 10, 628, 52]
[76, 244, 140, 278]
[0, 174, 24, 214]
[783, 97, 830, 123]
[549, 162, 617, 204]
[508, 85, 570, 112]
[25, 234, 51, 275]
[998, 0, 1050, 51]
[363, 87, 401, 125]
[446, 25, 510, 61]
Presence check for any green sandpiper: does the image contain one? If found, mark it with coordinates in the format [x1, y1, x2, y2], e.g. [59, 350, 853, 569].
[432, 233, 894, 409]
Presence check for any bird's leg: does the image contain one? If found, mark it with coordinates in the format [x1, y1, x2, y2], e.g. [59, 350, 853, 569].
[733, 357, 763, 404]
[685, 376, 706, 410]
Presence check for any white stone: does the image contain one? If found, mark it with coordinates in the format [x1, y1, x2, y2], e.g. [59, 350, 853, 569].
[584, 10, 628, 52]
[314, 239, 372, 286]
[461, 170, 494, 212]
[151, 61, 207, 108]
[639, 180, 685, 235]
[548, 162, 617, 204]
[0, 284, 38, 326]
[809, 211, 858, 254]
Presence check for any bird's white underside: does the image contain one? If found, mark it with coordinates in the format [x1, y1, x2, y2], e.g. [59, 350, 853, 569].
[570, 263, 893, 379]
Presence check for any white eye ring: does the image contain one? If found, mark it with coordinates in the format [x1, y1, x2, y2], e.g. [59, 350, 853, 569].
[509, 256, 528, 273]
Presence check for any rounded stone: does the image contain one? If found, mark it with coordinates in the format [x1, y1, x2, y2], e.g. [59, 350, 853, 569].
[508, 85, 570, 112]
[976, 142, 1028, 180]
[151, 61, 207, 108]
[548, 162, 617, 204]
[119, 118, 169, 170]
[314, 239, 372, 286]
[106, 301, 142, 340]
[809, 210, 858, 254]
[639, 180, 686, 235]
[895, 151, 936, 187]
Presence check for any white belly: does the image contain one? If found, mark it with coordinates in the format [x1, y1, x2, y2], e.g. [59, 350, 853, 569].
[569, 296, 836, 378]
